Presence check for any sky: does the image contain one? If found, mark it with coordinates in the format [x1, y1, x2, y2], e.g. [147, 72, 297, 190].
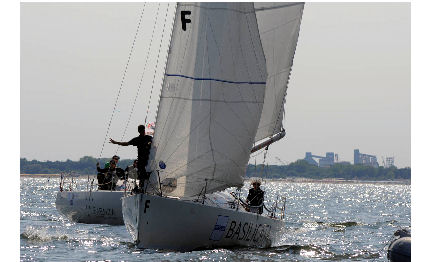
[20, 2, 411, 167]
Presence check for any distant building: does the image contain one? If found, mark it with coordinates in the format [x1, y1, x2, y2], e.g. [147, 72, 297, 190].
[354, 149, 379, 167]
[385, 156, 395, 168]
[304, 152, 318, 166]
[304, 152, 336, 167]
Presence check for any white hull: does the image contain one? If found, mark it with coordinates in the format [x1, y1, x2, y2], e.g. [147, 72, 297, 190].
[55, 191, 124, 225]
[122, 194, 284, 251]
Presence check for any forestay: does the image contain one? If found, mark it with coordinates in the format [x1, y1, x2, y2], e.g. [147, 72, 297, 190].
[253, 3, 304, 143]
[149, 3, 267, 197]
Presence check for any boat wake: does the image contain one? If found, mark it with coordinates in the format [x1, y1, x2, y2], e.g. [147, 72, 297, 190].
[20, 226, 68, 242]
[321, 221, 360, 227]
[262, 244, 331, 255]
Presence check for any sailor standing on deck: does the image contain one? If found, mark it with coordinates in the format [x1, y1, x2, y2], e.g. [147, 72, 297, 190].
[246, 180, 264, 214]
[109, 125, 152, 192]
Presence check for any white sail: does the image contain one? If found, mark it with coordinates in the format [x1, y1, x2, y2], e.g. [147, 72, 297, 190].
[149, 2, 267, 197]
[253, 3, 304, 143]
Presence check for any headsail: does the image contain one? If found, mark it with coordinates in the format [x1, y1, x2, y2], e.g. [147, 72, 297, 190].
[253, 3, 304, 143]
[149, 3, 267, 197]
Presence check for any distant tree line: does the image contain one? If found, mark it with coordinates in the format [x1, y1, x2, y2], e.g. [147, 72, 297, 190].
[246, 160, 411, 180]
[20, 156, 134, 175]
[21, 157, 411, 180]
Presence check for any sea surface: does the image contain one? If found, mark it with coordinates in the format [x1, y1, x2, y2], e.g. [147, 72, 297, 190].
[20, 177, 410, 261]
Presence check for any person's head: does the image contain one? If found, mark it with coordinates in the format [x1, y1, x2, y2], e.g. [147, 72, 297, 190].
[138, 125, 145, 135]
[109, 159, 116, 169]
[112, 155, 120, 163]
[252, 180, 261, 189]
[133, 160, 138, 167]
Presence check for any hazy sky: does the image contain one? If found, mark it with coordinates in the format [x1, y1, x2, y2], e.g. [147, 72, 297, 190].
[21, 2, 411, 167]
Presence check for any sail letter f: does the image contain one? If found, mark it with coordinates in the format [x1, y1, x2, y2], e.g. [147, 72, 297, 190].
[181, 11, 191, 31]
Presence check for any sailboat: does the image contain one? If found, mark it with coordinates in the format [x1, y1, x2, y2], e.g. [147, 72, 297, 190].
[122, 2, 304, 251]
[55, 172, 127, 225]
[55, 127, 155, 225]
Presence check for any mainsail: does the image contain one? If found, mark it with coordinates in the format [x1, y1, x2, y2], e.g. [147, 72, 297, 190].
[148, 2, 304, 198]
[149, 3, 267, 197]
[253, 3, 304, 143]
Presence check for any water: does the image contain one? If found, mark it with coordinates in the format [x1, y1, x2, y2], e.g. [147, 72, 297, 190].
[20, 177, 410, 261]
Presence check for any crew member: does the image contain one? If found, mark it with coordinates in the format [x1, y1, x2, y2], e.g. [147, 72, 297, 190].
[109, 125, 152, 191]
[125, 160, 138, 180]
[97, 160, 125, 190]
[105, 155, 120, 169]
[246, 180, 264, 214]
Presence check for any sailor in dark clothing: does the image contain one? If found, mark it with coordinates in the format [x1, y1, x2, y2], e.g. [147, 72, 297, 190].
[96, 160, 125, 190]
[104, 155, 120, 169]
[246, 180, 264, 214]
[109, 125, 152, 191]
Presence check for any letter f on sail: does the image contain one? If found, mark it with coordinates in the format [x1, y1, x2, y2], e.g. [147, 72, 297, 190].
[181, 11, 191, 31]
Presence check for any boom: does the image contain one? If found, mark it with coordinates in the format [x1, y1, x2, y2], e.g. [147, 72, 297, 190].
[251, 129, 286, 153]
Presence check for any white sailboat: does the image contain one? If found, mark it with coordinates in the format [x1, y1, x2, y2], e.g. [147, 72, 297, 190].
[56, 189, 124, 225]
[55, 173, 130, 225]
[122, 2, 304, 251]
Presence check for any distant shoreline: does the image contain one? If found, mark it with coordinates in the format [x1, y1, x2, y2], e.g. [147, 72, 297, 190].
[21, 173, 60, 177]
[20, 174, 410, 185]
[256, 177, 410, 185]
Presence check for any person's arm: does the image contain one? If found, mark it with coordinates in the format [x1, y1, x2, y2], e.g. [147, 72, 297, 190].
[258, 191, 264, 204]
[246, 189, 252, 202]
[96, 162, 108, 173]
[109, 138, 129, 146]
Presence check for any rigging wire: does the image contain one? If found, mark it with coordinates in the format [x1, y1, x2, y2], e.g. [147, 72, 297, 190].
[260, 146, 269, 183]
[144, 2, 173, 124]
[98, 5, 146, 159]
[140, 2, 176, 173]
[149, 4, 190, 161]
[152, 2, 178, 127]
[115, 3, 162, 154]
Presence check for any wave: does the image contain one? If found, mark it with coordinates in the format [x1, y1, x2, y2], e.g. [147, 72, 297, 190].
[328, 221, 360, 227]
[314, 221, 361, 228]
[266, 244, 331, 255]
[20, 226, 68, 242]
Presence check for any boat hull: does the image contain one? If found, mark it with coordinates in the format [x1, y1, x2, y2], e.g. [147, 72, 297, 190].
[55, 191, 124, 225]
[122, 194, 284, 251]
